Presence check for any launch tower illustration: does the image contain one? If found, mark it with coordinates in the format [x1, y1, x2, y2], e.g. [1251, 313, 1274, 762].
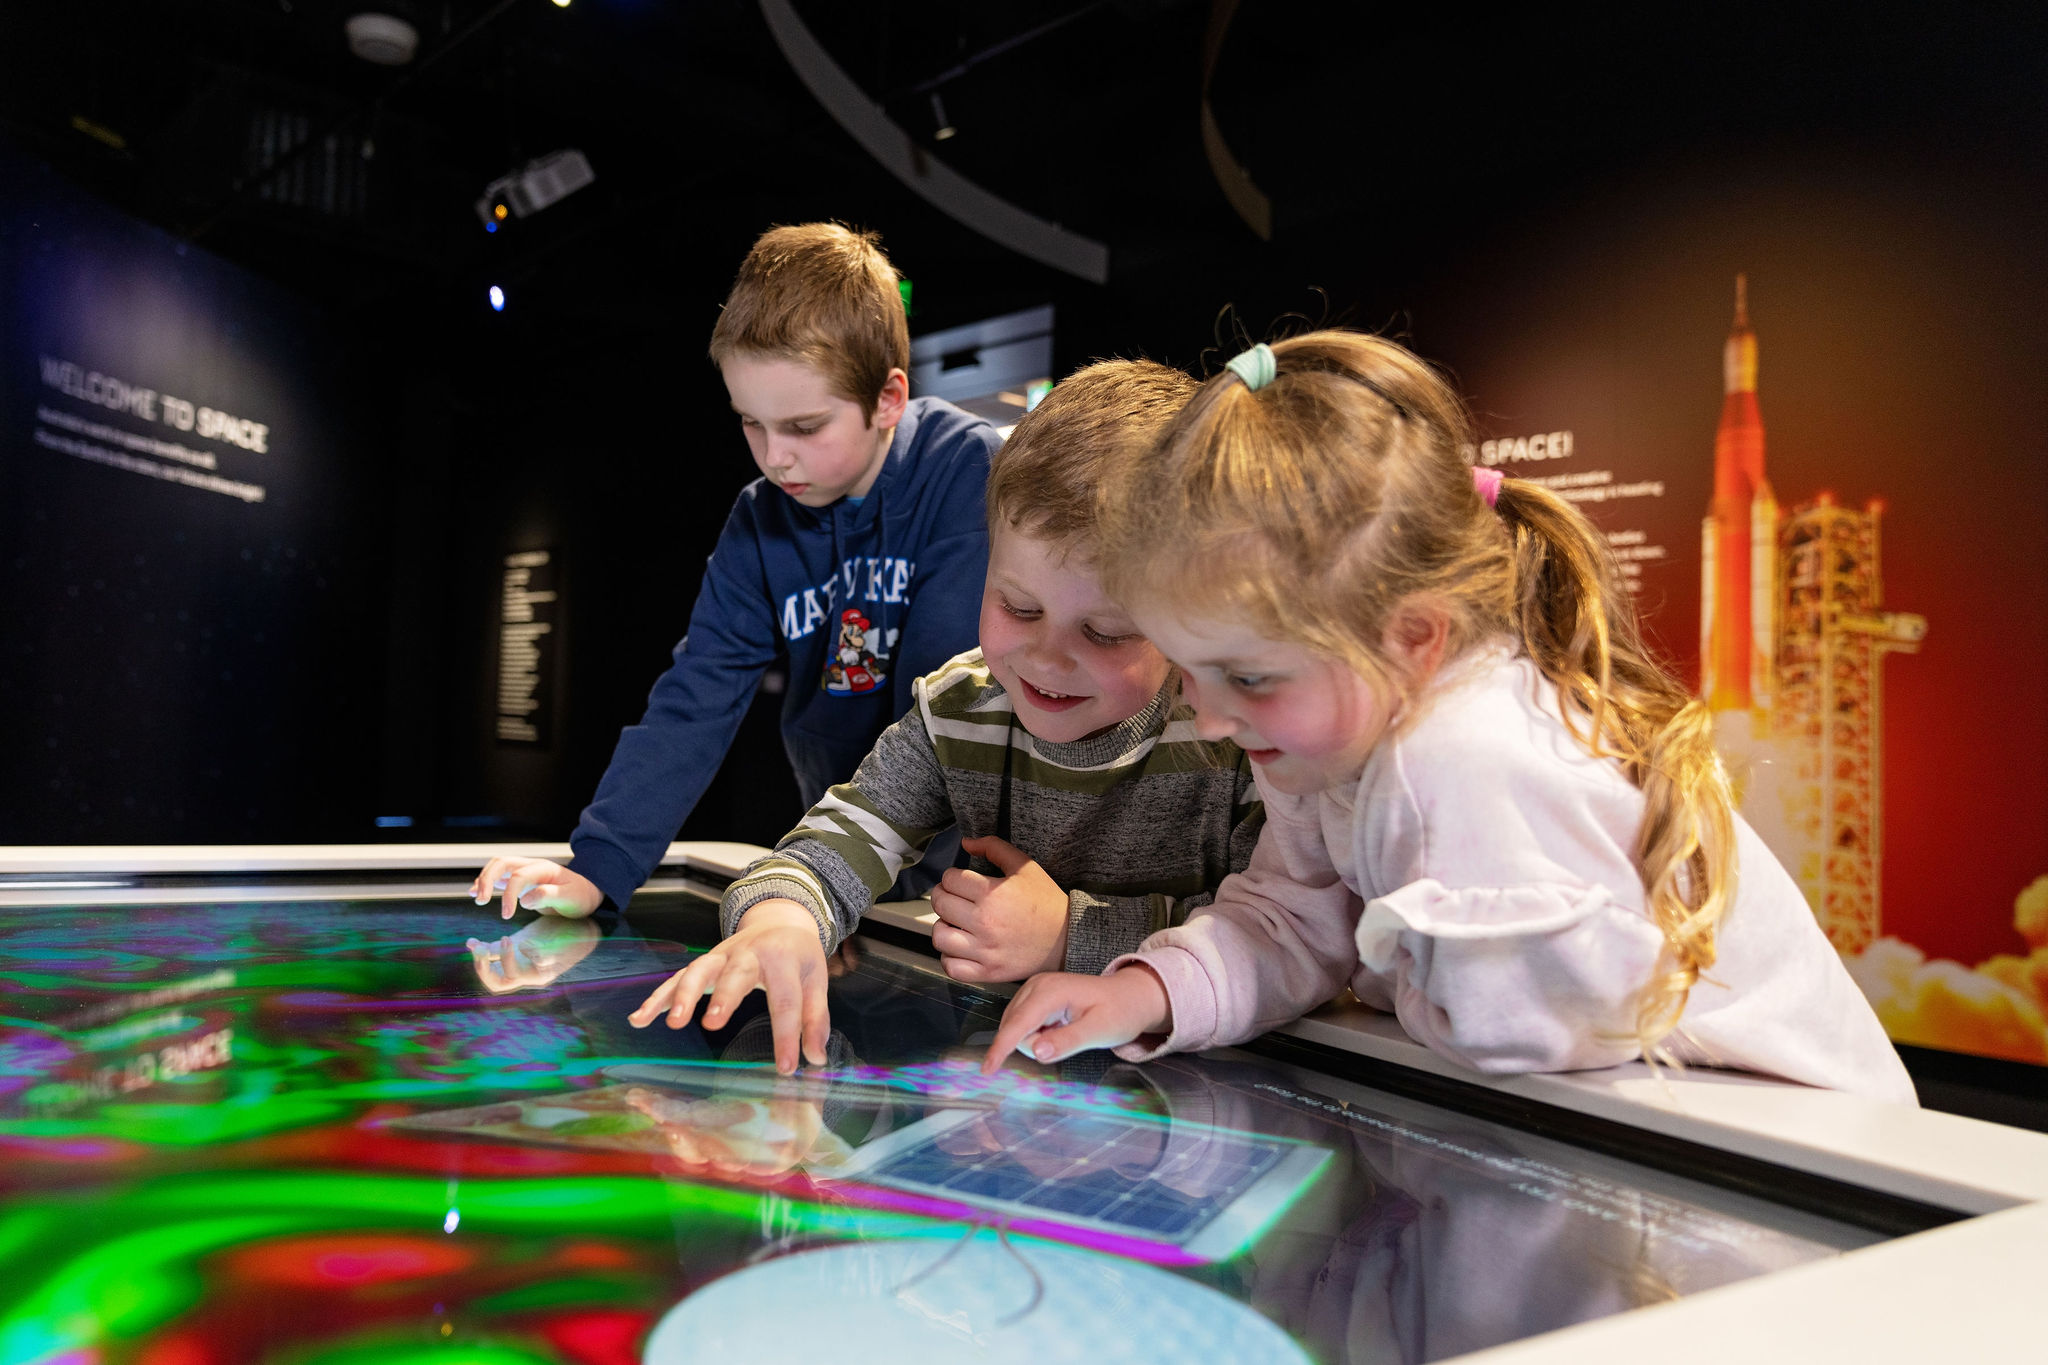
[1698, 277, 1925, 953]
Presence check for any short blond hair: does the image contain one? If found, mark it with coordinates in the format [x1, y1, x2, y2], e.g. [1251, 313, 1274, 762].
[986, 359, 1196, 556]
[708, 223, 909, 422]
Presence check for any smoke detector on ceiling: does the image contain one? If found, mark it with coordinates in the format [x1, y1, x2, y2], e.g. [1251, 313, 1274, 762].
[345, 13, 419, 66]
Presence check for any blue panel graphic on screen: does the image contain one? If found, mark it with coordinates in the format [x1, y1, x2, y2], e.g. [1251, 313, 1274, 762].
[867, 1110, 1285, 1240]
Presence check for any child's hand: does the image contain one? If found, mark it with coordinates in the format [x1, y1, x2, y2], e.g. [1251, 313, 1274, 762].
[980, 965, 1173, 1073]
[470, 857, 603, 921]
[931, 835, 1070, 982]
[626, 899, 830, 1075]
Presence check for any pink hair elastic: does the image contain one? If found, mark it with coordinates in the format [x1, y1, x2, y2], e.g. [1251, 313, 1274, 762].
[1472, 465, 1504, 508]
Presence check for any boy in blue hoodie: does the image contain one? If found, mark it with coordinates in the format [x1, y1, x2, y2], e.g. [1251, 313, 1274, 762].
[471, 224, 999, 920]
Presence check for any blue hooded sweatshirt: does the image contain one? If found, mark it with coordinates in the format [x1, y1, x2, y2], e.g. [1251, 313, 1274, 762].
[569, 396, 999, 912]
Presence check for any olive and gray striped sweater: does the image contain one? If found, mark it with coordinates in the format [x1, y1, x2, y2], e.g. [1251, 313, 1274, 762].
[721, 649, 1264, 975]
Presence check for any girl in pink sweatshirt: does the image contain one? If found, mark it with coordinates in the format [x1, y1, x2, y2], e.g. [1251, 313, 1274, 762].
[983, 331, 1913, 1104]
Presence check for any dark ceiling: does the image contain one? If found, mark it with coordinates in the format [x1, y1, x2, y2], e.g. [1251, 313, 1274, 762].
[4, 1, 2046, 353]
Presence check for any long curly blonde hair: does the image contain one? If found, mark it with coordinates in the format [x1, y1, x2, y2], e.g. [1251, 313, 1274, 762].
[1096, 330, 1734, 1059]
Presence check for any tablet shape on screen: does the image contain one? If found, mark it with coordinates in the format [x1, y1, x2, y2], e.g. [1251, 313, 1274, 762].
[833, 1104, 1329, 1263]
[641, 1235, 1311, 1364]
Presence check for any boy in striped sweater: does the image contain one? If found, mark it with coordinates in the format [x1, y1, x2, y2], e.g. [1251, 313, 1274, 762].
[629, 360, 1263, 1073]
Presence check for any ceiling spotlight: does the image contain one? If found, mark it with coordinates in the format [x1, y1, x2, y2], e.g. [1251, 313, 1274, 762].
[551, 0, 571, 7]
[345, 13, 419, 66]
[473, 149, 596, 230]
[488, 285, 506, 312]
[930, 92, 956, 142]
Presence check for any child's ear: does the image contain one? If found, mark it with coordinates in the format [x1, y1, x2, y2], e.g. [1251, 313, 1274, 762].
[870, 368, 910, 430]
[1382, 601, 1450, 685]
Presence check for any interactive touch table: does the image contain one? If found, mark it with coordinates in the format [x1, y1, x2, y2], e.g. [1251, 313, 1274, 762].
[2, 846, 2044, 1365]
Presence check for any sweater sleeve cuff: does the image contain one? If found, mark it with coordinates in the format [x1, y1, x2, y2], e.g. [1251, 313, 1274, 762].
[1106, 944, 1217, 1062]
[722, 873, 836, 952]
[565, 840, 645, 916]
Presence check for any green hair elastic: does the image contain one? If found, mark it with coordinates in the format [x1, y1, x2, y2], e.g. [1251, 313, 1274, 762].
[1224, 342, 1276, 391]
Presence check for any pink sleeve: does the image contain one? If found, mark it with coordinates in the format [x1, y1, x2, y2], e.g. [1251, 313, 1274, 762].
[1107, 785, 1362, 1060]
[1355, 878, 1653, 1073]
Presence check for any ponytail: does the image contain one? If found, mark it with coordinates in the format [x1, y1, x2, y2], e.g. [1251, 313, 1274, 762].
[1493, 479, 1737, 1058]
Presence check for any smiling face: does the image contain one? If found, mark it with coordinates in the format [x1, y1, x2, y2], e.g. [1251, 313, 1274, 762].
[721, 353, 907, 508]
[1132, 609, 1396, 795]
[980, 525, 1174, 744]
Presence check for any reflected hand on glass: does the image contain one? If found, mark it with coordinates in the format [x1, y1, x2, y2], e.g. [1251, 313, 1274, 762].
[465, 914, 600, 994]
[622, 1083, 846, 1180]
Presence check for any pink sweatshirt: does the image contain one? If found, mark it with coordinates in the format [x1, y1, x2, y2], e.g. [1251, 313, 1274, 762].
[1110, 646, 1916, 1105]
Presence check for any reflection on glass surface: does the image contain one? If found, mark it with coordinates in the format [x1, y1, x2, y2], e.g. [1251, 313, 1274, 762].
[466, 915, 602, 994]
[0, 893, 1883, 1365]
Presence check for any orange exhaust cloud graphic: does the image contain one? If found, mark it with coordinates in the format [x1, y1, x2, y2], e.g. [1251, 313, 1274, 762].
[1846, 876, 2048, 1064]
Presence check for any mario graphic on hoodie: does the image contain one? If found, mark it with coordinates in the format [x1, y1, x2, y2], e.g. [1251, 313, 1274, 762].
[826, 608, 884, 695]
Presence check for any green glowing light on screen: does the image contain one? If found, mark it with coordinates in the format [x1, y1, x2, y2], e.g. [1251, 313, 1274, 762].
[0, 1214, 306, 1365]
[296, 1341, 557, 1365]
[468, 1275, 646, 1315]
[0, 1170, 944, 1364]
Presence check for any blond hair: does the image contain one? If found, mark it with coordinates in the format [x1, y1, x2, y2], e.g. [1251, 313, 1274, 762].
[707, 223, 910, 422]
[987, 358, 1197, 557]
[1097, 330, 1734, 1059]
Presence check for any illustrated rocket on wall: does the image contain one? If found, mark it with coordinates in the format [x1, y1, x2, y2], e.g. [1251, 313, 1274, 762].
[1699, 275, 1778, 714]
[1698, 276, 1926, 953]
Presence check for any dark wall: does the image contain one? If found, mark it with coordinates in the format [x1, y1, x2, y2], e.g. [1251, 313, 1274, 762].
[1, 148, 385, 841]
[368, 300, 808, 844]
